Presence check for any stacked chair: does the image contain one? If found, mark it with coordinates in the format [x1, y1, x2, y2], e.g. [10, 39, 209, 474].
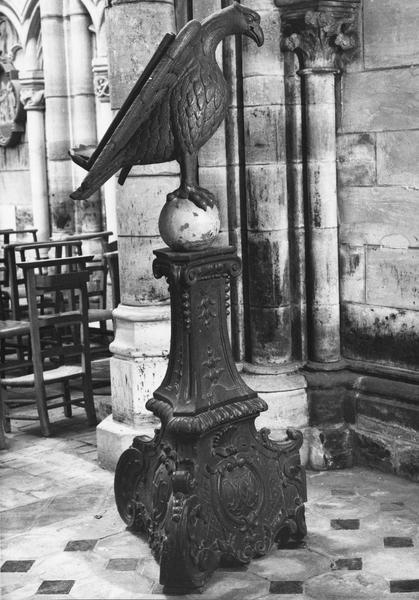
[0, 229, 119, 442]
[0, 256, 97, 437]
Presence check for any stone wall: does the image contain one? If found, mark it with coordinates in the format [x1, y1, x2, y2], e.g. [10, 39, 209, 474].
[338, 0, 419, 371]
[0, 133, 33, 230]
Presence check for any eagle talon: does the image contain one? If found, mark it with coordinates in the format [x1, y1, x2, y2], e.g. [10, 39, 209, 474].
[167, 185, 215, 212]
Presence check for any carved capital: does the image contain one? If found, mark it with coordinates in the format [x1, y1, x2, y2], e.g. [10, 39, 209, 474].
[20, 87, 45, 110]
[277, 1, 360, 70]
[92, 58, 110, 102]
[19, 71, 45, 111]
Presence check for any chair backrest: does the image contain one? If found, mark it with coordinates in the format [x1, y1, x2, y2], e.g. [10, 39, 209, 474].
[60, 231, 114, 312]
[4, 240, 83, 319]
[0, 228, 38, 285]
[18, 256, 94, 373]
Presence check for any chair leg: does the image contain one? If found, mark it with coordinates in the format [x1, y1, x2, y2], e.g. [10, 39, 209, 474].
[63, 381, 72, 417]
[33, 377, 51, 437]
[82, 375, 97, 427]
[0, 385, 8, 448]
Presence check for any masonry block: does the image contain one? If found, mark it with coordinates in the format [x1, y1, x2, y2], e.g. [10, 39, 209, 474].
[365, 246, 419, 310]
[342, 68, 419, 132]
[395, 442, 419, 482]
[243, 106, 286, 164]
[249, 306, 291, 365]
[246, 164, 288, 232]
[337, 133, 376, 187]
[309, 424, 353, 471]
[118, 236, 169, 305]
[339, 186, 419, 246]
[364, 0, 419, 69]
[116, 176, 177, 237]
[377, 130, 419, 187]
[341, 302, 419, 370]
[339, 244, 365, 304]
[352, 427, 394, 473]
[247, 230, 289, 307]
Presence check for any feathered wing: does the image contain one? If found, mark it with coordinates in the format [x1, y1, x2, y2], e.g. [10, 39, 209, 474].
[70, 20, 202, 200]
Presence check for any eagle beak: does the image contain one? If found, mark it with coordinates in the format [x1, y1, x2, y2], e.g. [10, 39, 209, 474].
[246, 22, 264, 47]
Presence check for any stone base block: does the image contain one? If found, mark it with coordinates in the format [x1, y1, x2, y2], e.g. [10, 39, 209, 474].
[241, 371, 309, 466]
[97, 415, 158, 471]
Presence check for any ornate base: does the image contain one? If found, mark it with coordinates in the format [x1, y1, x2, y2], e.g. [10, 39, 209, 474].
[114, 246, 307, 593]
[115, 422, 306, 593]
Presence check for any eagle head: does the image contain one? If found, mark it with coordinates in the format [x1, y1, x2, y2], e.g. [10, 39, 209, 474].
[231, 2, 264, 47]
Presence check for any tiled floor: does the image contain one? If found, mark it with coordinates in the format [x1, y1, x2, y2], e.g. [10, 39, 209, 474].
[1, 410, 419, 599]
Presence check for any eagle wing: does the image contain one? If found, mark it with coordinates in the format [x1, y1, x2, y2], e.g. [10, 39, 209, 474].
[70, 20, 202, 200]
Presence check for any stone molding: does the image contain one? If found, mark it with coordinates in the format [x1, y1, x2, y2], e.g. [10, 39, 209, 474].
[277, 0, 360, 70]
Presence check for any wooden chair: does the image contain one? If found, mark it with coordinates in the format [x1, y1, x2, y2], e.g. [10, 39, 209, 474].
[0, 229, 38, 319]
[0, 256, 97, 437]
[4, 240, 83, 320]
[61, 232, 115, 356]
[1, 240, 84, 364]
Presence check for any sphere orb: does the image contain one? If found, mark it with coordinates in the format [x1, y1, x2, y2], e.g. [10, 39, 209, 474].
[159, 197, 220, 252]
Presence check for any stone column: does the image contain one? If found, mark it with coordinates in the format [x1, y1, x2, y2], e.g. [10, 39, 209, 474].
[40, 0, 74, 235]
[97, 0, 177, 470]
[67, 0, 102, 236]
[278, 1, 359, 369]
[92, 58, 117, 238]
[19, 71, 49, 242]
[278, 0, 360, 469]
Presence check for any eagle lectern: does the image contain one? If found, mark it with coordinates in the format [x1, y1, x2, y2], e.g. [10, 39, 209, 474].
[70, 3, 307, 593]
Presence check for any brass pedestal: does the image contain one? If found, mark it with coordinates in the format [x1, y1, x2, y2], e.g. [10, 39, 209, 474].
[114, 246, 307, 593]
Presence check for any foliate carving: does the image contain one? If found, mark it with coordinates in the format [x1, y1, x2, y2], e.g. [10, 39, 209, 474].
[203, 345, 224, 404]
[197, 291, 217, 327]
[115, 420, 307, 593]
[281, 10, 358, 70]
[20, 87, 45, 111]
[94, 73, 110, 100]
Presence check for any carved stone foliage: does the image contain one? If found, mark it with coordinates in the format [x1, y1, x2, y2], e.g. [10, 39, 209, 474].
[93, 73, 110, 100]
[115, 246, 307, 593]
[280, 8, 359, 70]
[20, 86, 45, 111]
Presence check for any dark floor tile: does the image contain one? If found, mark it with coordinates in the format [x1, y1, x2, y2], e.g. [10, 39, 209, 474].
[390, 580, 419, 593]
[331, 558, 362, 570]
[384, 537, 414, 548]
[1, 560, 35, 572]
[37, 580, 75, 595]
[64, 539, 97, 551]
[106, 558, 139, 571]
[330, 519, 360, 530]
[380, 501, 405, 512]
[331, 488, 355, 496]
[269, 581, 303, 594]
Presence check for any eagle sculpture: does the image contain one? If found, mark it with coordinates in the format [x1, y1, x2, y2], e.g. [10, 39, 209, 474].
[69, 2, 263, 210]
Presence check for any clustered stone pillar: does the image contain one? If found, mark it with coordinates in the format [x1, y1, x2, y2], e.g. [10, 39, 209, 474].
[40, 0, 74, 235]
[277, 0, 360, 468]
[19, 71, 49, 242]
[278, 1, 359, 369]
[68, 0, 102, 236]
[97, 0, 177, 469]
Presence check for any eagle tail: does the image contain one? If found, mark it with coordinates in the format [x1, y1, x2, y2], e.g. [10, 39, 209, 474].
[70, 155, 126, 200]
[118, 166, 132, 186]
[68, 145, 96, 171]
